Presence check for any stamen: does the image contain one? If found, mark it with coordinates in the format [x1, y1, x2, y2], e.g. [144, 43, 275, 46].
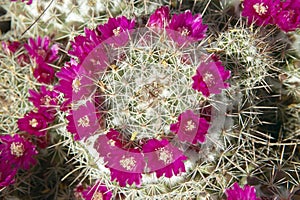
[10, 142, 24, 157]
[78, 115, 90, 127]
[253, 3, 268, 16]
[119, 156, 136, 171]
[158, 148, 173, 165]
[29, 118, 38, 128]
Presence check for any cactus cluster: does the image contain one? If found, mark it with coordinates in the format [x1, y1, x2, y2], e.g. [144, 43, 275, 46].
[0, 0, 300, 199]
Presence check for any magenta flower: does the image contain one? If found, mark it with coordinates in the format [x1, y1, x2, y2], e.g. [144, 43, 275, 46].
[97, 16, 135, 46]
[29, 86, 58, 107]
[0, 134, 38, 170]
[33, 60, 55, 84]
[69, 28, 102, 62]
[170, 110, 209, 144]
[10, 0, 32, 5]
[274, 0, 300, 32]
[81, 182, 112, 200]
[192, 61, 230, 97]
[24, 36, 59, 64]
[167, 10, 207, 44]
[142, 139, 187, 178]
[0, 164, 17, 189]
[24, 36, 58, 84]
[147, 6, 170, 28]
[17, 53, 30, 67]
[94, 132, 145, 186]
[242, 0, 279, 26]
[17, 111, 49, 137]
[2, 41, 30, 66]
[66, 101, 101, 140]
[29, 86, 58, 122]
[226, 182, 260, 200]
[1, 41, 21, 54]
[55, 62, 93, 107]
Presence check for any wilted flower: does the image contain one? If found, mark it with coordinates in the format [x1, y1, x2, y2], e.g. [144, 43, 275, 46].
[147, 6, 170, 28]
[242, 0, 279, 26]
[192, 61, 230, 97]
[170, 110, 209, 144]
[0, 134, 38, 170]
[142, 139, 187, 178]
[18, 111, 49, 137]
[226, 182, 260, 200]
[81, 182, 112, 200]
[168, 10, 207, 44]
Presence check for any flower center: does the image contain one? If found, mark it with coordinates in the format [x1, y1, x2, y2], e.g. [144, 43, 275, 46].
[253, 3, 268, 16]
[29, 118, 39, 128]
[78, 115, 90, 127]
[113, 27, 121, 36]
[119, 156, 136, 171]
[92, 192, 103, 200]
[72, 76, 82, 93]
[158, 148, 173, 165]
[180, 27, 190, 36]
[37, 48, 47, 58]
[10, 142, 25, 157]
[41, 95, 52, 106]
[203, 72, 215, 86]
[185, 120, 196, 131]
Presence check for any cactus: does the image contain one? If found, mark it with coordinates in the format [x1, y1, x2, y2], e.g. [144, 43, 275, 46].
[1, 0, 300, 199]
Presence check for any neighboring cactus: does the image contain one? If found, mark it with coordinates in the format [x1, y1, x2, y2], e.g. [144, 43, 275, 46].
[0, 45, 35, 135]
[6, 0, 165, 39]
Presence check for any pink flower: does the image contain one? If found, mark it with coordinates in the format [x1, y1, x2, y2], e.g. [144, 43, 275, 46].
[0, 134, 38, 170]
[167, 10, 207, 44]
[274, 0, 300, 32]
[147, 6, 170, 28]
[55, 63, 93, 107]
[1, 41, 21, 54]
[192, 61, 230, 97]
[0, 164, 17, 189]
[2, 41, 30, 66]
[170, 110, 209, 144]
[29, 86, 58, 108]
[10, 0, 32, 5]
[33, 60, 55, 84]
[17, 111, 49, 137]
[142, 139, 187, 178]
[81, 182, 112, 200]
[94, 131, 145, 186]
[24, 36, 59, 64]
[226, 182, 260, 200]
[97, 16, 135, 46]
[242, 0, 279, 26]
[69, 28, 102, 62]
[29, 86, 59, 122]
[66, 101, 101, 140]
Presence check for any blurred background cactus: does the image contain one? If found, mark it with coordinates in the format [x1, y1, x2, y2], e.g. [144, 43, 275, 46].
[0, 0, 299, 199]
